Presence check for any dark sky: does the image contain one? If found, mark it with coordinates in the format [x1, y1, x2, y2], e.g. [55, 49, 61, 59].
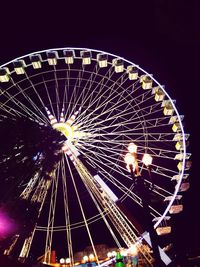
[0, 0, 199, 258]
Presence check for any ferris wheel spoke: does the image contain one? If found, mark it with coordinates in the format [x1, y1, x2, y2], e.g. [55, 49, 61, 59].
[78, 139, 125, 156]
[79, 129, 178, 162]
[76, 83, 152, 130]
[0, 101, 25, 118]
[80, 136, 177, 193]
[66, 66, 87, 118]
[53, 66, 61, 119]
[9, 76, 49, 123]
[24, 73, 49, 117]
[77, 103, 163, 134]
[65, 154, 100, 265]
[80, 152, 163, 219]
[45, 163, 60, 260]
[63, 67, 71, 120]
[61, 156, 74, 267]
[78, 144, 128, 177]
[79, 140, 177, 195]
[1, 89, 48, 123]
[69, 65, 101, 117]
[80, 151, 142, 205]
[41, 75, 57, 119]
[77, 70, 129, 126]
[76, 67, 117, 121]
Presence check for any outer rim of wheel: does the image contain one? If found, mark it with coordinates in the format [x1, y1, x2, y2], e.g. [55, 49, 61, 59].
[0, 47, 187, 229]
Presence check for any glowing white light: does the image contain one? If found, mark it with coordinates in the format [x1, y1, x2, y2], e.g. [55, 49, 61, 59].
[107, 252, 112, 258]
[83, 255, 89, 262]
[60, 258, 65, 264]
[142, 154, 152, 166]
[66, 258, 71, 264]
[128, 143, 137, 153]
[89, 254, 95, 261]
[111, 251, 117, 257]
[129, 244, 138, 256]
[124, 153, 135, 165]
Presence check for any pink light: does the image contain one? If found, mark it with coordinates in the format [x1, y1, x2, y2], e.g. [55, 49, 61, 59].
[0, 210, 17, 240]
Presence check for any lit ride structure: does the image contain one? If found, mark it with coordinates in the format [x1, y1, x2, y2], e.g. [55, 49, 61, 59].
[0, 48, 191, 266]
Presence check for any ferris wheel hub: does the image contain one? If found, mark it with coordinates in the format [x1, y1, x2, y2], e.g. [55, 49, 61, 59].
[53, 122, 74, 141]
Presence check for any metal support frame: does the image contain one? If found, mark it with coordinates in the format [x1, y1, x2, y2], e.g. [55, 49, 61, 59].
[74, 157, 154, 265]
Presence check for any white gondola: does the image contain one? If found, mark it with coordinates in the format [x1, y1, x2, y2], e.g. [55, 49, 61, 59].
[176, 182, 190, 192]
[169, 115, 184, 124]
[141, 76, 153, 89]
[0, 68, 10, 82]
[172, 122, 181, 132]
[63, 50, 75, 64]
[127, 65, 138, 80]
[14, 60, 26, 74]
[46, 51, 58, 65]
[80, 50, 92, 65]
[164, 195, 183, 214]
[175, 141, 183, 150]
[162, 100, 174, 116]
[30, 54, 42, 69]
[112, 58, 124, 73]
[174, 152, 191, 160]
[97, 53, 108, 68]
[153, 216, 171, 236]
[152, 86, 165, 101]
[171, 173, 189, 181]
[177, 160, 192, 171]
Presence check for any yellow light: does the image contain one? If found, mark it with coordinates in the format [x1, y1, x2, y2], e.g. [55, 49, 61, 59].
[0, 68, 9, 82]
[163, 103, 174, 116]
[81, 51, 92, 65]
[14, 66, 25, 74]
[111, 251, 117, 257]
[141, 76, 153, 89]
[48, 58, 57, 65]
[172, 122, 180, 132]
[129, 244, 138, 256]
[66, 258, 71, 264]
[30, 54, 42, 69]
[83, 256, 89, 262]
[89, 254, 95, 261]
[169, 204, 183, 214]
[64, 50, 74, 64]
[142, 153, 152, 166]
[97, 53, 108, 68]
[60, 258, 65, 264]
[177, 161, 183, 171]
[32, 61, 42, 69]
[14, 60, 26, 75]
[107, 252, 112, 258]
[154, 87, 165, 102]
[47, 51, 58, 66]
[124, 153, 136, 166]
[156, 226, 171, 236]
[53, 122, 74, 141]
[128, 142, 137, 153]
[113, 58, 124, 73]
[127, 66, 138, 80]
[120, 248, 127, 256]
[175, 141, 183, 150]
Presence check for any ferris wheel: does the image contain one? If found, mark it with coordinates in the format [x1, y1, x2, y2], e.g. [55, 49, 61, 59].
[0, 48, 191, 266]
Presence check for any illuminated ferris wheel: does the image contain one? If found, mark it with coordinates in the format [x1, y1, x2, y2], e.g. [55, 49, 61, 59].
[0, 48, 191, 266]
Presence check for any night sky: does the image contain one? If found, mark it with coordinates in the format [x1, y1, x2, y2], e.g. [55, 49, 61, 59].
[0, 0, 199, 261]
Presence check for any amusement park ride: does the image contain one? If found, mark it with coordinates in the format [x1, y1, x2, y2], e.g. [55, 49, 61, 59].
[0, 48, 191, 266]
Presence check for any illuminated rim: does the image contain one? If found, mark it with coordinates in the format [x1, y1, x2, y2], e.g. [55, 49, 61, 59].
[0, 47, 188, 232]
